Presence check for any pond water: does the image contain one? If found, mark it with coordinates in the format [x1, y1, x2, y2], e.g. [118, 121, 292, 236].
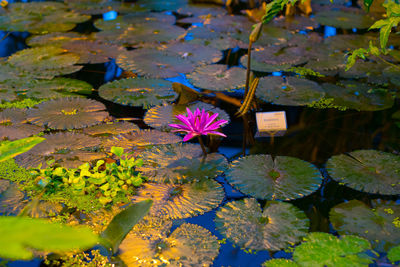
[0, 0, 399, 266]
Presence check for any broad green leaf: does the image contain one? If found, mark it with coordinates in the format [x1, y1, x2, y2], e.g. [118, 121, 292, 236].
[100, 199, 152, 253]
[110, 146, 124, 157]
[363, 0, 374, 11]
[369, 19, 387, 30]
[388, 245, 400, 264]
[379, 17, 400, 50]
[0, 216, 98, 260]
[0, 136, 45, 162]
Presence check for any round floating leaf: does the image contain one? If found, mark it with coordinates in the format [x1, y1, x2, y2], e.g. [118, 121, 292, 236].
[322, 81, 394, 111]
[0, 124, 44, 141]
[388, 245, 400, 264]
[138, 143, 228, 184]
[103, 130, 182, 154]
[256, 76, 325, 106]
[13, 78, 93, 99]
[215, 198, 309, 251]
[136, 0, 188, 11]
[0, 61, 31, 83]
[0, 108, 27, 124]
[0, 180, 9, 194]
[0, 2, 90, 34]
[65, 0, 146, 15]
[292, 232, 374, 266]
[232, 25, 293, 47]
[315, 10, 375, 29]
[326, 150, 400, 195]
[187, 64, 246, 92]
[0, 216, 98, 260]
[95, 22, 186, 47]
[26, 32, 88, 47]
[163, 42, 223, 66]
[382, 66, 400, 87]
[27, 97, 109, 130]
[132, 179, 224, 219]
[271, 16, 319, 31]
[0, 183, 25, 215]
[226, 154, 322, 200]
[62, 40, 125, 64]
[117, 49, 195, 79]
[241, 47, 307, 72]
[177, 4, 227, 17]
[119, 219, 220, 267]
[15, 132, 103, 169]
[304, 51, 347, 76]
[83, 121, 140, 136]
[144, 102, 230, 131]
[263, 259, 299, 267]
[204, 15, 253, 34]
[330, 199, 400, 252]
[7, 46, 82, 79]
[98, 78, 177, 108]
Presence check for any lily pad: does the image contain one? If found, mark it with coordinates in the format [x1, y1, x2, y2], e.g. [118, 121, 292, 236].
[103, 130, 182, 154]
[330, 199, 400, 252]
[256, 76, 325, 106]
[0, 2, 90, 34]
[0, 183, 25, 215]
[62, 40, 125, 64]
[388, 245, 400, 264]
[315, 10, 375, 29]
[326, 150, 400, 195]
[132, 179, 224, 219]
[0, 124, 44, 141]
[215, 198, 309, 251]
[187, 64, 246, 91]
[0, 109, 27, 124]
[322, 81, 394, 111]
[7, 46, 82, 79]
[304, 52, 346, 76]
[83, 121, 140, 136]
[382, 66, 400, 87]
[119, 219, 220, 267]
[95, 22, 186, 47]
[137, 0, 190, 11]
[292, 232, 374, 266]
[240, 47, 308, 72]
[232, 25, 293, 47]
[144, 102, 230, 131]
[263, 259, 299, 267]
[26, 32, 88, 47]
[0, 180, 9, 194]
[27, 97, 109, 130]
[15, 132, 103, 169]
[204, 15, 253, 34]
[65, 0, 146, 15]
[226, 154, 322, 200]
[271, 16, 319, 31]
[163, 42, 223, 66]
[98, 78, 177, 108]
[117, 49, 195, 79]
[137, 143, 228, 183]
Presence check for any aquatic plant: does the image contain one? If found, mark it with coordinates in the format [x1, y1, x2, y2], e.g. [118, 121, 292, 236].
[388, 245, 400, 264]
[262, 232, 375, 267]
[0, 136, 44, 162]
[28, 147, 145, 207]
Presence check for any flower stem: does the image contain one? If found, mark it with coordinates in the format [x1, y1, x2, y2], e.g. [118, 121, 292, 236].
[197, 136, 207, 158]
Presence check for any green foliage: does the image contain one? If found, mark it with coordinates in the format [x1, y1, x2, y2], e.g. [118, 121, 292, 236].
[346, 41, 381, 70]
[363, 0, 374, 11]
[262, 0, 297, 25]
[0, 137, 45, 163]
[0, 98, 46, 109]
[0, 216, 98, 260]
[307, 97, 348, 111]
[28, 147, 145, 210]
[388, 245, 400, 264]
[287, 67, 325, 78]
[100, 199, 152, 253]
[44, 250, 112, 267]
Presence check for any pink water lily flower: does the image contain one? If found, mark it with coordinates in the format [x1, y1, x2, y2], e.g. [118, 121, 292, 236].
[169, 108, 228, 142]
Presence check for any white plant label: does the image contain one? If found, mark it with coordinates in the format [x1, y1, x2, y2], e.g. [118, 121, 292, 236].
[256, 111, 287, 132]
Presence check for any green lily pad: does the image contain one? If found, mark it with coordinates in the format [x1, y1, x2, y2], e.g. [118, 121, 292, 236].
[241, 47, 307, 73]
[322, 81, 394, 111]
[177, 4, 227, 17]
[326, 150, 400, 195]
[292, 232, 374, 267]
[144, 102, 230, 131]
[215, 198, 309, 251]
[117, 49, 195, 79]
[304, 52, 346, 76]
[66, 0, 146, 15]
[83, 121, 140, 136]
[0, 61, 31, 83]
[15, 132, 103, 169]
[137, 0, 191, 11]
[388, 245, 400, 264]
[98, 78, 177, 109]
[226, 154, 322, 200]
[0, 124, 44, 141]
[163, 42, 223, 66]
[132, 179, 224, 219]
[0, 180, 9, 194]
[26, 32, 88, 47]
[0, 2, 90, 34]
[0, 216, 98, 260]
[137, 143, 228, 184]
[7, 46, 82, 79]
[263, 259, 299, 267]
[271, 16, 319, 31]
[27, 97, 109, 130]
[62, 40, 125, 64]
[0, 108, 27, 124]
[95, 22, 186, 47]
[315, 10, 375, 29]
[103, 130, 182, 154]
[382, 66, 400, 87]
[187, 64, 246, 91]
[119, 219, 220, 267]
[204, 15, 253, 34]
[330, 199, 400, 252]
[232, 25, 293, 47]
[256, 77, 325, 106]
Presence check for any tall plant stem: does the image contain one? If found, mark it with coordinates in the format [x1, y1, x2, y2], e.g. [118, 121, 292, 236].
[244, 41, 253, 97]
[198, 136, 207, 159]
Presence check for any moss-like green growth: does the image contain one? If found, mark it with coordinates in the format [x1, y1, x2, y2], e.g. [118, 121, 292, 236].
[44, 250, 112, 267]
[287, 67, 325, 78]
[307, 97, 348, 111]
[0, 98, 46, 109]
